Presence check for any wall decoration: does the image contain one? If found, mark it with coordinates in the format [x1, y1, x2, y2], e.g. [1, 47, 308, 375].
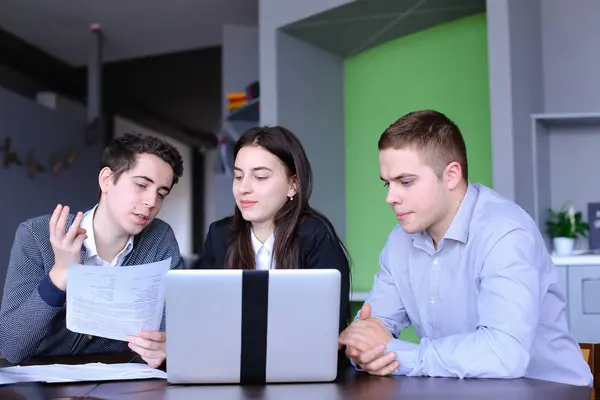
[50, 152, 64, 177]
[0, 135, 86, 179]
[26, 151, 45, 179]
[64, 147, 78, 168]
[0, 137, 23, 168]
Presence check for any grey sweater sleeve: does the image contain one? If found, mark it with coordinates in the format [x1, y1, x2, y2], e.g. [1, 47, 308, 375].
[0, 221, 65, 363]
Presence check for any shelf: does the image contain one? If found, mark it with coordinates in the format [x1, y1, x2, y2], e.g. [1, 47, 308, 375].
[532, 112, 600, 127]
[552, 253, 600, 266]
[227, 98, 259, 122]
[530, 111, 600, 232]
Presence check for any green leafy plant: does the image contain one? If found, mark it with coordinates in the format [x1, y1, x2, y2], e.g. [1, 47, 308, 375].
[545, 203, 589, 239]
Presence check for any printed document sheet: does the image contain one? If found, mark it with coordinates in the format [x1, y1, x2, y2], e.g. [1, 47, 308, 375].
[0, 363, 167, 385]
[66, 258, 171, 341]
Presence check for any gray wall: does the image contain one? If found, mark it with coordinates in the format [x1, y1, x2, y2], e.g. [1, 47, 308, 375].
[487, 0, 600, 251]
[203, 25, 259, 234]
[542, 0, 600, 113]
[222, 25, 259, 130]
[507, 0, 544, 217]
[542, 0, 600, 230]
[486, 0, 516, 200]
[259, 0, 351, 241]
[259, 0, 354, 125]
[487, 0, 544, 213]
[0, 87, 102, 299]
[276, 31, 346, 241]
[549, 125, 600, 222]
[0, 65, 43, 99]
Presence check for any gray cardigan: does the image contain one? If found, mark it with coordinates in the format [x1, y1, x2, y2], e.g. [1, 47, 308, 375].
[0, 213, 183, 363]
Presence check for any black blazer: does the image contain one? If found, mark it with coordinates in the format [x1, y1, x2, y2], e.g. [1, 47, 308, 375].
[193, 214, 350, 333]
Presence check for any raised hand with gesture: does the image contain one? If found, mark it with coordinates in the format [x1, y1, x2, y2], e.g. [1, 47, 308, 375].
[48, 204, 87, 291]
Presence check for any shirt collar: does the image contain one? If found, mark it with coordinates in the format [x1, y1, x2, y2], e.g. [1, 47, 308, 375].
[412, 182, 479, 249]
[250, 228, 275, 256]
[81, 204, 135, 261]
[444, 182, 479, 244]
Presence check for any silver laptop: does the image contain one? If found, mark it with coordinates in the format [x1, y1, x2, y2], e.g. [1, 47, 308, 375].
[165, 269, 341, 384]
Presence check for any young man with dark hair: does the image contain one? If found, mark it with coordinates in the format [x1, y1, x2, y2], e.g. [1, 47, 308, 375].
[338, 110, 592, 386]
[0, 133, 184, 368]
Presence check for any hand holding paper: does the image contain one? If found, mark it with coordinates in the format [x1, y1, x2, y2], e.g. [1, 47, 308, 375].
[66, 258, 171, 342]
[127, 330, 167, 368]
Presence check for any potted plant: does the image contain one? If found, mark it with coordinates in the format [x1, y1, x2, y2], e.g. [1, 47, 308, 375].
[545, 203, 589, 255]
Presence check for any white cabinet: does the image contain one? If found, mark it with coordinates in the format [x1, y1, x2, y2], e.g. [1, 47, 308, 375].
[553, 255, 600, 342]
[564, 265, 600, 342]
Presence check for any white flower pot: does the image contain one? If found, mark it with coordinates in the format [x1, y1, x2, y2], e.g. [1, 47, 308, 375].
[553, 237, 575, 255]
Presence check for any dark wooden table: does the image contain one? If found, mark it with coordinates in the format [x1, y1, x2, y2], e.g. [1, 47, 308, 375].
[0, 353, 591, 399]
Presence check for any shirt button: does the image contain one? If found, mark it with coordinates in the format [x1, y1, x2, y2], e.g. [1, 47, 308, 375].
[429, 297, 436, 305]
[433, 258, 438, 265]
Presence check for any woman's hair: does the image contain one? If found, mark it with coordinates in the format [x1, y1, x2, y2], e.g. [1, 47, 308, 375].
[224, 126, 347, 270]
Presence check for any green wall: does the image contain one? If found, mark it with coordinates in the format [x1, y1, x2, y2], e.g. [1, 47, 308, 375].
[345, 14, 491, 340]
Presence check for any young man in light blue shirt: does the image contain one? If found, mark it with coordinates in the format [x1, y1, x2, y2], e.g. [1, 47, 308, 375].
[338, 110, 592, 386]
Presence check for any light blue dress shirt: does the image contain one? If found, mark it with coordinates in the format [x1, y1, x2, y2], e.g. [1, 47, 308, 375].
[357, 183, 593, 387]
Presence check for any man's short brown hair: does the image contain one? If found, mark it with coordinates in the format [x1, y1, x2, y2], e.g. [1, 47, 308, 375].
[378, 110, 468, 181]
[101, 133, 184, 187]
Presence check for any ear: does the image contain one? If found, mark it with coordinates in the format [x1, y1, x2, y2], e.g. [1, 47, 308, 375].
[444, 161, 463, 190]
[287, 175, 299, 198]
[98, 167, 114, 194]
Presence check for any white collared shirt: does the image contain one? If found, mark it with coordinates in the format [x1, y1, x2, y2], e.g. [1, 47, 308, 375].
[80, 204, 134, 267]
[250, 229, 275, 270]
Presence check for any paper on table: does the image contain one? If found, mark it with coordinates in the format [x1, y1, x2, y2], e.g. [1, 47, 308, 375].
[0, 363, 167, 385]
[66, 258, 171, 341]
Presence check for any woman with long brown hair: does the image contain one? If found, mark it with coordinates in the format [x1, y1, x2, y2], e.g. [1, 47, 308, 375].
[193, 126, 350, 333]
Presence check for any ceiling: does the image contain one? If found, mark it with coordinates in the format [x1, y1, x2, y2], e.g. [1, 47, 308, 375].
[0, 0, 258, 66]
[282, 0, 485, 57]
